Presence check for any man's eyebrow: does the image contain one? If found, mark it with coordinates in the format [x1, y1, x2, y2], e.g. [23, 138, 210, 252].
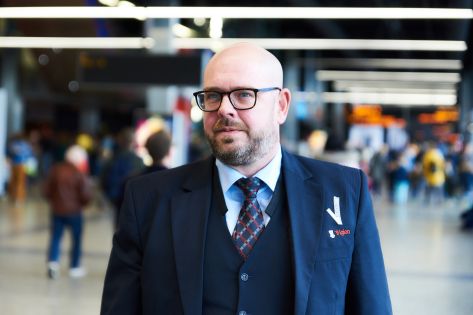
[203, 87, 223, 92]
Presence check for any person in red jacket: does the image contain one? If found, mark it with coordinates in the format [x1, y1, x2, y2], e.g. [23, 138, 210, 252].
[43, 145, 92, 279]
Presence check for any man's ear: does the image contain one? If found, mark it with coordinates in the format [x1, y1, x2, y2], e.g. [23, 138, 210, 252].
[277, 88, 291, 124]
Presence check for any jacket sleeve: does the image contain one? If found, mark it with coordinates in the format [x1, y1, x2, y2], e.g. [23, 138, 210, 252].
[101, 182, 143, 315]
[78, 174, 93, 206]
[345, 170, 392, 315]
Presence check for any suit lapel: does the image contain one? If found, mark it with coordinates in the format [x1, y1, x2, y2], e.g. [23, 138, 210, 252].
[282, 151, 325, 315]
[171, 158, 214, 315]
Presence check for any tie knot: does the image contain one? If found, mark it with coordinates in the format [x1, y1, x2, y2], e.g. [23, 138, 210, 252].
[236, 177, 262, 199]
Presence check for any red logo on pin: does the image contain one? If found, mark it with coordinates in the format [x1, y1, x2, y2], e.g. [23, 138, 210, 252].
[335, 229, 350, 236]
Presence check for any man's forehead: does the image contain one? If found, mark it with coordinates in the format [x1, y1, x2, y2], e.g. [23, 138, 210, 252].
[205, 62, 264, 84]
[203, 45, 283, 87]
[204, 74, 268, 91]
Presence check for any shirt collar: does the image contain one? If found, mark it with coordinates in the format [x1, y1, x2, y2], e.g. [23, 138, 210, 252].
[215, 147, 282, 193]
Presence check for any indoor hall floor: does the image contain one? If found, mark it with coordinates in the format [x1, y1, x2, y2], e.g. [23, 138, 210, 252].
[0, 187, 472, 315]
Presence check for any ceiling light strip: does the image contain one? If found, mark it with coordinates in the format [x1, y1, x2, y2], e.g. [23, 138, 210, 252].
[173, 38, 467, 51]
[0, 6, 471, 19]
[0, 36, 155, 49]
[304, 58, 463, 70]
[147, 7, 473, 19]
[0, 36, 465, 51]
[334, 80, 457, 90]
[323, 92, 457, 106]
[317, 70, 461, 82]
[342, 87, 457, 94]
[0, 7, 146, 19]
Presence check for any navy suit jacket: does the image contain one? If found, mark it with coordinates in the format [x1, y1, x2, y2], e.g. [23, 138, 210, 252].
[101, 151, 392, 315]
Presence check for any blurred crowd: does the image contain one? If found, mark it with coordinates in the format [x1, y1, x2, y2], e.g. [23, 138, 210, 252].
[360, 140, 473, 229]
[2, 125, 473, 279]
[4, 128, 473, 215]
[2, 125, 193, 207]
[1, 125, 180, 279]
[4, 129, 473, 214]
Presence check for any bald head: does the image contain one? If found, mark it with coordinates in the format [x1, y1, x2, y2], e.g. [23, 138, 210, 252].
[204, 42, 283, 89]
[200, 42, 291, 176]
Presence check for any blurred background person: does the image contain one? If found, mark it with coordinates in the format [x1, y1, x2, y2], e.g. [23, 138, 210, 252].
[42, 145, 92, 279]
[141, 129, 172, 175]
[459, 143, 473, 230]
[459, 143, 473, 203]
[422, 141, 446, 205]
[443, 143, 461, 200]
[6, 133, 34, 204]
[100, 127, 144, 227]
[409, 143, 426, 201]
[392, 151, 410, 205]
[109, 129, 172, 227]
[369, 144, 389, 197]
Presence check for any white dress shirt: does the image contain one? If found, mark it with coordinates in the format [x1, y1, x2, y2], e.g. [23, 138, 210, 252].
[215, 147, 282, 235]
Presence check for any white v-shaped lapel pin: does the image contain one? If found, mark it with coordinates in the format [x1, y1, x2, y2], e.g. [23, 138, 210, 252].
[326, 196, 343, 225]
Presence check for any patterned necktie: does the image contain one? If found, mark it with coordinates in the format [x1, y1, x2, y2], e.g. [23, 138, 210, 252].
[232, 177, 265, 259]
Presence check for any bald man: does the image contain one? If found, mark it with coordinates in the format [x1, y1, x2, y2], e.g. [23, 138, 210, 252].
[101, 43, 392, 315]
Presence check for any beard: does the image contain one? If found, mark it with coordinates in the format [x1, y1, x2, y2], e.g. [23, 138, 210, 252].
[205, 118, 277, 166]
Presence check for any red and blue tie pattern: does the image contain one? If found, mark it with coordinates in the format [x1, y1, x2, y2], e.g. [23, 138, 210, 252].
[232, 177, 265, 259]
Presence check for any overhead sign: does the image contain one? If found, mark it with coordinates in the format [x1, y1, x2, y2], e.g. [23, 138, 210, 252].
[418, 109, 459, 124]
[78, 52, 201, 86]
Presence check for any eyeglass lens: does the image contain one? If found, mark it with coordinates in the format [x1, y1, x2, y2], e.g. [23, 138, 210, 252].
[198, 89, 256, 110]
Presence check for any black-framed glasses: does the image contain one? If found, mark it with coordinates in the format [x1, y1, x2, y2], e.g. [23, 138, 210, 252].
[193, 87, 281, 112]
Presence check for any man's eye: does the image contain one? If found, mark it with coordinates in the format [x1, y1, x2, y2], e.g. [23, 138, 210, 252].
[235, 90, 254, 98]
[205, 93, 221, 102]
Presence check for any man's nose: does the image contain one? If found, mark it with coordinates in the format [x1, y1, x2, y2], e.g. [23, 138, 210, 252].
[217, 94, 236, 117]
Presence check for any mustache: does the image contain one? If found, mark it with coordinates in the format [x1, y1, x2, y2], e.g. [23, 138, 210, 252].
[212, 118, 247, 132]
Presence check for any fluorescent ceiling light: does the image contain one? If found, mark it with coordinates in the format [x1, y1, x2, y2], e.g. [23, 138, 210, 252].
[1, 36, 464, 51]
[209, 17, 224, 39]
[0, 36, 155, 49]
[292, 90, 457, 106]
[303, 58, 463, 70]
[172, 24, 196, 38]
[0, 6, 471, 19]
[0, 7, 146, 19]
[317, 70, 461, 82]
[323, 92, 457, 106]
[341, 87, 457, 94]
[146, 7, 473, 19]
[173, 38, 467, 52]
[334, 80, 457, 90]
[117, 1, 136, 8]
[98, 0, 119, 6]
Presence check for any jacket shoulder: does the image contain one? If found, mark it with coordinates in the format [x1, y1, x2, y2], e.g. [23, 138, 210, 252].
[291, 153, 361, 177]
[126, 158, 212, 192]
